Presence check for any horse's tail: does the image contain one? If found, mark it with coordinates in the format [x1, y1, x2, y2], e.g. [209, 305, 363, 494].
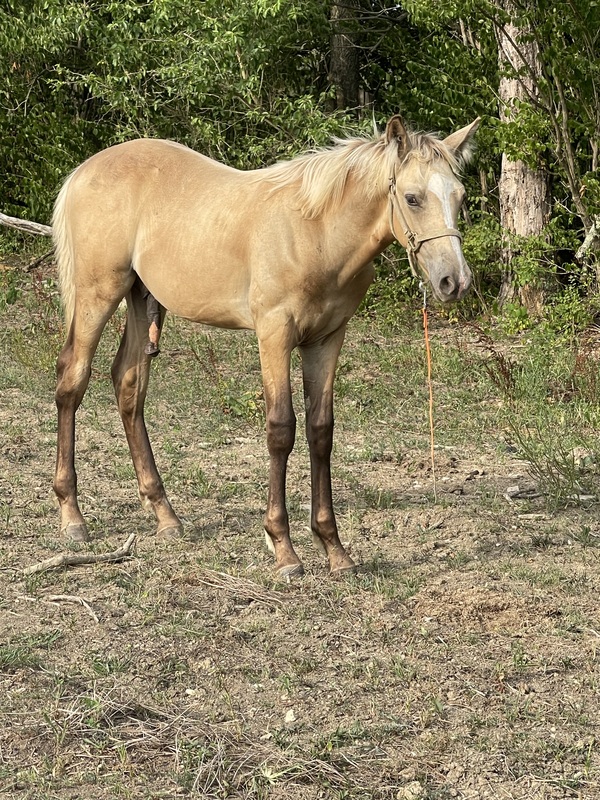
[52, 169, 78, 332]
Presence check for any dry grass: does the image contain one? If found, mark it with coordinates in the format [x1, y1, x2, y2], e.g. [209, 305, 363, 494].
[1, 263, 600, 799]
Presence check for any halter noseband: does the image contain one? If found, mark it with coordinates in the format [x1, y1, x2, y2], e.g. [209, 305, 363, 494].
[388, 171, 463, 280]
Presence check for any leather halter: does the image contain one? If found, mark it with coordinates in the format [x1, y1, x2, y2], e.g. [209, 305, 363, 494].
[388, 171, 463, 280]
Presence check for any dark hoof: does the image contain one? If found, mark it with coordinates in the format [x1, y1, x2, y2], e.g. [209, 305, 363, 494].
[145, 342, 160, 358]
[276, 563, 305, 581]
[61, 523, 91, 543]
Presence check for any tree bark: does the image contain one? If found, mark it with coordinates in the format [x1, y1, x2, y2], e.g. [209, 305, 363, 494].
[497, 8, 549, 313]
[328, 0, 360, 113]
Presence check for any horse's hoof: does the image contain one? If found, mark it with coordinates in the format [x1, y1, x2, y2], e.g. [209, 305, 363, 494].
[61, 523, 90, 543]
[276, 563, 305, 581]
[330, 555, 358, 577]
[330, 564, 358, 578]
[156, 524, 184, 539]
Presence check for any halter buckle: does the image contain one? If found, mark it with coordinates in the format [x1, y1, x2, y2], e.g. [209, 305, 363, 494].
[405, 229, 418, 253]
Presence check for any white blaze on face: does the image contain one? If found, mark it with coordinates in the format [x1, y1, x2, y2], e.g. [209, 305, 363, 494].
[426, 172, 464, 264]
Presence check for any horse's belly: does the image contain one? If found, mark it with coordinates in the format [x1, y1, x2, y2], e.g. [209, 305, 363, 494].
[135, 264, 254, 330]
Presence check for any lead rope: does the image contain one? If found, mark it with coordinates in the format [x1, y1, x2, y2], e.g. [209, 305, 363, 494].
[420, 280, 437, 502]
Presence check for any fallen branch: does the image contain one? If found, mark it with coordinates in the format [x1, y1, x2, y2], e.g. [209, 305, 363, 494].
[46, 594, 100, 623]
[23, 533, 137, 576]
[0, 211, 52, 237]
[27, 247, 55, 271]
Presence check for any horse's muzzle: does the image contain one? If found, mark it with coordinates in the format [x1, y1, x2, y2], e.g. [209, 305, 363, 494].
[435, 270, 472, 303]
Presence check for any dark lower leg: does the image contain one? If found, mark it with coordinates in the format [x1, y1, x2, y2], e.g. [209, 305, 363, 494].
[301, 332, 355, 574]
[54, 337, 94, 541]
[307, 422, 356, 574]
[54, 401, 89, 541]
[264, 414, 303, 577]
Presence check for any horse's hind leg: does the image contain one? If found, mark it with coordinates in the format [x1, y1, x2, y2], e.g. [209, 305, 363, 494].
[111, 281, 183, 537]
[55, 299, 122, 541]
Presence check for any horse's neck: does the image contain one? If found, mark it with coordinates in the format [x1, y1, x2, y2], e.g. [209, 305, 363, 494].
[323, 194, 392, 280]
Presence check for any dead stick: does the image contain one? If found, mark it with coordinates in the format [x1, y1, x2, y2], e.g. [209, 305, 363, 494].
[45, 594, 100, 623]
[0, 211, 53, 237]
[23, 533, 137, 576]
[27, 247, 55, 271]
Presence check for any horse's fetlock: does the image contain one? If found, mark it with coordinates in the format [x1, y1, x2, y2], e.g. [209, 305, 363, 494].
[264, 509, 289, 538]
[140, 480, 165, 507]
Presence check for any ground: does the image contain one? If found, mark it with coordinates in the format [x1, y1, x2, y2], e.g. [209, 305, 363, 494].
[0, 260, 599, 799]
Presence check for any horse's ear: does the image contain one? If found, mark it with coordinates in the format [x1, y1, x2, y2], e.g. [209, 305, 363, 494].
[385, 115, 409, 152]
[443, 118, 481, 164]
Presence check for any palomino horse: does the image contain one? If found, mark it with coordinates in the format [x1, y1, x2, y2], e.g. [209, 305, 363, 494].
[53, 115, 479, 577]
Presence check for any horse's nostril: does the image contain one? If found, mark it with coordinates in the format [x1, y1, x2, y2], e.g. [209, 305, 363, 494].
[439, 276, 456, 297]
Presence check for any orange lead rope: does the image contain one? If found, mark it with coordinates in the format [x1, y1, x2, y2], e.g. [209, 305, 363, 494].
[420, 281, 437, 502]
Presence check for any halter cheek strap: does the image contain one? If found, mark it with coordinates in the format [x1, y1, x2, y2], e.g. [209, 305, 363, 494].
[388, 174, 462, 280]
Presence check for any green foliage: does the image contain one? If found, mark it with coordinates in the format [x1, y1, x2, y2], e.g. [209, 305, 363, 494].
[2, 0, 600, 321]
[0, 0, 348, 220]
[0, 269, 21, 309]
[461, 214, 503, 302]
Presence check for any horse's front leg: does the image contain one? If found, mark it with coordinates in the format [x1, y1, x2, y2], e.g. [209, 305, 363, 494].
[258, 328, 304, 579]
[300, 327, 357, 575]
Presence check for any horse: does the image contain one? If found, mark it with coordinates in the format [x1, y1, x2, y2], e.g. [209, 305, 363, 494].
[52, 114, 479, 578]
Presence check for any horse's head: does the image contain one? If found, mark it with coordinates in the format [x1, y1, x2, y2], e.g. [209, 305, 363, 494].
[385, 115, 480, 303]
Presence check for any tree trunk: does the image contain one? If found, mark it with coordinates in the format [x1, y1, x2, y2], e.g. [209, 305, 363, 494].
[497, 9, 549, 313]
[328, 0, 360, 113]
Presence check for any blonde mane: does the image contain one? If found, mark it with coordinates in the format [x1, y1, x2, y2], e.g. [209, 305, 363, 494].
[260, 127, 461, 220]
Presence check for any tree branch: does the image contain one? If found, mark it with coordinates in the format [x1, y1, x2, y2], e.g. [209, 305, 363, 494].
[23, 533, 137, 576]
[0, 212, 52, 237]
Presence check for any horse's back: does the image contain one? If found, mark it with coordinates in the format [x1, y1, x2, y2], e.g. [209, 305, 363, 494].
[66, 138, 236, 211]
[56, 139, 258, 329]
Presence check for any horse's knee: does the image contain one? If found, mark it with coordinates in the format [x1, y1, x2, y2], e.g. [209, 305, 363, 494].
[266, 411, 296, 457]
[112, 352, 149, 417]
[307, 418, 333, 460]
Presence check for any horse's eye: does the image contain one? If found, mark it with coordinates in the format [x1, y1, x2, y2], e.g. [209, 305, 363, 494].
[405, 194, 419, 207]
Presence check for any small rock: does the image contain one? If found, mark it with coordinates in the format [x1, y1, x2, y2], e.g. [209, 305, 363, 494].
[397, 781, 424, 800]
[284, 709, 296, 724]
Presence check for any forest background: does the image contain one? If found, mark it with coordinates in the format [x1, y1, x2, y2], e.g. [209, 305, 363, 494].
[1, 0, 600, 329]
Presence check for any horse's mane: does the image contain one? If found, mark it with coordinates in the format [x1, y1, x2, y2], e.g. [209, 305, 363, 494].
[259, 127, 461, 220]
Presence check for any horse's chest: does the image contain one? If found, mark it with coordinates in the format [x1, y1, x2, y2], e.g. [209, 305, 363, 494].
[294, 263, 374, 335]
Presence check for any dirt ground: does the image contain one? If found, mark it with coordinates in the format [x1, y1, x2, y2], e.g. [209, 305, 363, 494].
[1, 262, 599, 799]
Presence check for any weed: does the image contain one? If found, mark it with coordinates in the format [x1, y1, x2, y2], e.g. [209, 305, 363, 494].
[0, 629, 62, 671]
[90, 655, 132, 677]
[571, 525, 600, 547]
[508, 418, 597, 511]
[392, 656, 418, 683]
[466, 322, 519, 402]
[0, 642, 43, 671]
[0, 269, 20, 308]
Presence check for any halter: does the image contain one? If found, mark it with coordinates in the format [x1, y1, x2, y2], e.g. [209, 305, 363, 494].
[388, 170, 463, 280]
